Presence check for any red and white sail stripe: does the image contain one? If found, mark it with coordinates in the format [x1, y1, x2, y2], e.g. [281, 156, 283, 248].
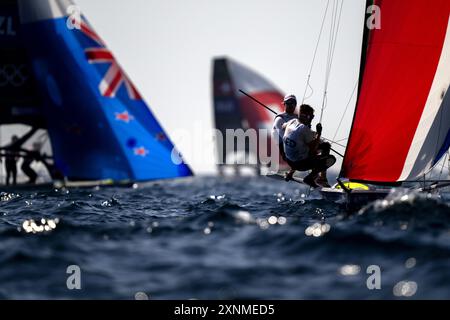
[78, 17, 141, 100]
[342, 0, 450, 183]
[227, 59, 285, 131]
[399, 17, 450, 181]
[85, 48, 141, 99]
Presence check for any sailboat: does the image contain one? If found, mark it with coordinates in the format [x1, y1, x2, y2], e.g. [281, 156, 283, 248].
[0, 0, 192, 188]
[212, 57, 288, 175]
[320, 0, 450, 210]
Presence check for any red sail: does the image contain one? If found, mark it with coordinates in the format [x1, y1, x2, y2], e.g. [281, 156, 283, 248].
[341, 0, 450, 183]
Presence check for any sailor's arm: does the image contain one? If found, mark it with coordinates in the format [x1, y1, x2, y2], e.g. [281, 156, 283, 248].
[4, 127, 39, 150]
[307, 124, 323, 155]
[273, 117, 284, 139]
[274, 117, 284, 131]
[17, 127, 39, 147]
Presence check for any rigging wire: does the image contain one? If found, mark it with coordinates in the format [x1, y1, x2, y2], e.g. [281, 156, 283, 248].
[332, 80, 357, 144]
[423, 87, 448, 181]
[320, 1, 337, 121]
[433, 97, 444, 162]
[320, 0, 344, 123]
[302, 0, 330, 104]
[322, 137, 346, 149]
[438, 152, 449, 181]
[300, 0, 349, 155]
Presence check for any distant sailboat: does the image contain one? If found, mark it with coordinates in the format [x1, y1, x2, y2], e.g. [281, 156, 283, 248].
[212, 57, 287, 175]
[321, 0, 450, 209]
[0, 0, 192, 186]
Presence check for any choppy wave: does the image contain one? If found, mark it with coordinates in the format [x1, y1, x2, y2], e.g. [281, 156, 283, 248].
[0, 177, 449, 299]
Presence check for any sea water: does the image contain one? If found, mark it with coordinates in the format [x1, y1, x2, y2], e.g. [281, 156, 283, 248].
[0, 176, 449, 299]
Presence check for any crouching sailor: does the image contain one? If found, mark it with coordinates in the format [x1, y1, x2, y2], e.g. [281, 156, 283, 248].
[282, 104, 336, 188]
[272, 94, 298, 161]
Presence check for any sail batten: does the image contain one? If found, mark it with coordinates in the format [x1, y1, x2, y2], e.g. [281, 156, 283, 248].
[341, 0, 450, 183]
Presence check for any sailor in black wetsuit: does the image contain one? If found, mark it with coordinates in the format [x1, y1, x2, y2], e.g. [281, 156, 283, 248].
[21, 142, 41, 184]
[1, 128, 38, 186]
[4, 136, 19, 186]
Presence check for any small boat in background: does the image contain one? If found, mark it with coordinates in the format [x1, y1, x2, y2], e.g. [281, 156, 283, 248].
[212, 57, 288, 176]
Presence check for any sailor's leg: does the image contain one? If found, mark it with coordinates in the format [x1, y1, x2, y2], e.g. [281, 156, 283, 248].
[278, 144, 287, 162]
[318, 142, 332, 156]
[317, 143, 332, 182]
[29, 168, 38, 184]
[21, 161, 38, 184]
[12, 165, 17, 185]
[325, 155, 337, 169]
[312, 155, 336, 172]
[285, 169, 296, 182]
[317, 173, 330, 188]
[315, 155, 336, 187]
[284, 158, 299, 182]
[304, 170, 320, 188]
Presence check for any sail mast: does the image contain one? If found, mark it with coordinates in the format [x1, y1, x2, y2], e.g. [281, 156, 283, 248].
[339, 0, 373, 179]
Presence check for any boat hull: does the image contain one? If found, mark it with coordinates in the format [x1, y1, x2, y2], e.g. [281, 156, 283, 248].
[320, 188, 391, 212]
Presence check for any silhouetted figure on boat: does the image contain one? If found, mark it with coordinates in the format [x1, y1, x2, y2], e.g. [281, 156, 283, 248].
[19, 141, 64, 184]
[272, 94, 298, 161]
[1, 128, 38, 186]
[283, 104, 336, 188]
[4, 136, 20, 186]
[20, 142, 42, 184]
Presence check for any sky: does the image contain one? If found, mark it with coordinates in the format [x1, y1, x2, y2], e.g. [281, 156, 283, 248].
[73, 0, 367, 174]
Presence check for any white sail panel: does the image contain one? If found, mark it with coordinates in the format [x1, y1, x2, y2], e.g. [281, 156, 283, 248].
[399, 18, 450, 181]
[341, 0, 450, 183]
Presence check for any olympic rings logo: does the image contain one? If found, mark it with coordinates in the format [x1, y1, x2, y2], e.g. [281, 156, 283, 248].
[0, 64, 29, 87]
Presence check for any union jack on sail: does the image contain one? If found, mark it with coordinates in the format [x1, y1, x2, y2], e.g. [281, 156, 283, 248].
[76, 17, 141, 100]
[17, 0, 193, 181]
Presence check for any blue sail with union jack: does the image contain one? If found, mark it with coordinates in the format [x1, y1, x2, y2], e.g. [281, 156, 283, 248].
[16, 0, 192, 181]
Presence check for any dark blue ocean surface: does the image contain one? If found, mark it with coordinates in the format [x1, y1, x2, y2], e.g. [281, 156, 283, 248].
[0, 176, 449, 300]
